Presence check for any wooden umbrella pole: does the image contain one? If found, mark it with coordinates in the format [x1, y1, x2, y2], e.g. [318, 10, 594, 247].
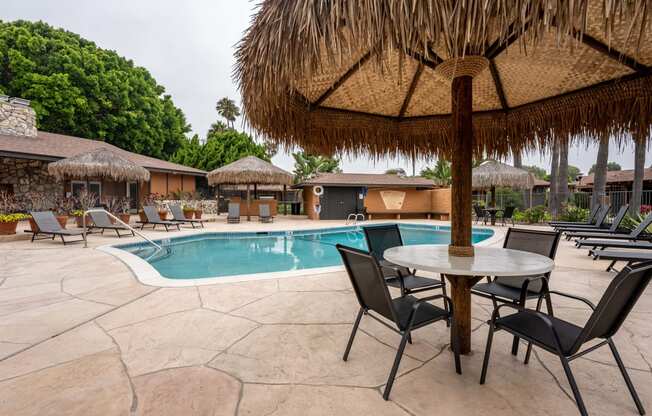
[246, 184, 251, 221]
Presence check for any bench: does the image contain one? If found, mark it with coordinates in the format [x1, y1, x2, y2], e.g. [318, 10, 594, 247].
[366, 211, 450, 221]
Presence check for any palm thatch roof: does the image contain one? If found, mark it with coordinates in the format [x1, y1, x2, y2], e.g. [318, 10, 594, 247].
[472, 160, 534, 189]
[48, 147, 150, 182]
[236, 0, 652, 158]
[207, 156, 293, 185]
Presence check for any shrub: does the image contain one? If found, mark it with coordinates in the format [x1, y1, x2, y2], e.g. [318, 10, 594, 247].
[0, 213, 30, 223]
[559, 206, 589, 222]
[640, 205, 652, 214]
[514, 205, 549, 223]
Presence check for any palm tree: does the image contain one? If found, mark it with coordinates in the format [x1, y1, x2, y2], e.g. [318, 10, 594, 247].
[592, 134, 610, 209]
[292, 152, 341, 183]
[558, 137, 570, 208]
[549, 138, 560, 218]
[631, 131, 647, 215]
[215, 97, 241, 129]
[420, 160, 452, 186]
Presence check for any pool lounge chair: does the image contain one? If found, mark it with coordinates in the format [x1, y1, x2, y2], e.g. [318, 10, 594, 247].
[227, 203, 240, 224]
[137, 206, 180, 231]
[88, 210, 135, 238]
[258, 204, 273, 223]
[553, 204, 611, 232]
[169, 204, 205, 228]
[29, 211, 86, 245]
[571, 212, 652, 244]
[562, 205, 629, 238]
[578, 239, 652, 252]
[549, 204, 601, 227]
[590, 249, 652, 272]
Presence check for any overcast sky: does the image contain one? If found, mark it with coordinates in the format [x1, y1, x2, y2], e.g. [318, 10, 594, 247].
[3, 0, 649, 176]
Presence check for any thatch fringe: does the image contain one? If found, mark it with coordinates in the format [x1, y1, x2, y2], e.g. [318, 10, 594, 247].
[207, 156, 293, 185]
[472, 160, 535, 189]
[48, 148, 150, 182]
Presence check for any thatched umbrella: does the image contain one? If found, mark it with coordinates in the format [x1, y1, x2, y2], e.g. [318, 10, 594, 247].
[48, 147, 150, 183]
[472, 160, 534, 211]
[207, 156, 293, 220]
[236, 0, 652, 353]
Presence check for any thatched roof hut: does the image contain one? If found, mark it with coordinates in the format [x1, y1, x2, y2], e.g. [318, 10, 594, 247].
[207, 156, 293, 186]
[472, 160, 534, 190]
[48, 147, 150, 182]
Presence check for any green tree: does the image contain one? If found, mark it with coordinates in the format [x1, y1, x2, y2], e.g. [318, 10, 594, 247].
[523, 165, 547, 180]
[567, 165, 582, 182]
[0, 20, 190, 159]
[292, 152, 341, 183]
[420, 160, 452, 186]
[215, 97, 240, 129]
[385, 168, 406, 176]
[207, 121, 228, 136]
[589, 161, 621, 175]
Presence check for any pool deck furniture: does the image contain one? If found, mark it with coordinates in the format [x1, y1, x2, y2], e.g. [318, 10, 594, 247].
[88, 210, 135, 238]
[473, 205, 488, 224]
[499, 206, 515, 226]
[28, 211, 87, 245]
[472, 228, 561, 361]
[336, 244, 460, 400]
[578, 239, 652, 251]
[227, 203, 240, 224]
[137, 206, 181, 232]
[258, 204, 273, 223]
[169, 204, 205, 228]
[384, 245, 554, 355]
[549, 204, 601, 227]
[571, 212, 652, 244]
[553, 204, 612, 232]
[590, 249, 652, 272]
[483, 207, 503, 226]
[480, 262, 651, 416]
[563, 205, 629, 238]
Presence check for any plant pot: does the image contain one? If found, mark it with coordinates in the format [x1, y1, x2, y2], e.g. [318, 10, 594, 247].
[138, 211, 147, 222]
[194, 210, 203, 219]
[183, 209, 194, 219]
[158, 210, 168, 221]
[75, 215, 92, 228]
[56, 215, 68, 229]
[28, 217, 38, 232]
[0, 221, 18, 235]
[118, 213, 131, 224]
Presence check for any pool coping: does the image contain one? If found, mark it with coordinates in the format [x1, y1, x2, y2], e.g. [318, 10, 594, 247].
[97, 222, 504, 287]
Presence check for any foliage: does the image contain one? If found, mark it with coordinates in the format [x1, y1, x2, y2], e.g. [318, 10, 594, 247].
[215, 97, 240, 129]
[103, 196, 130, 214]
[0, 213, 30, 223]
[494, 187, 526, 209]
[559, 206, 589, 222]
[23, 191, 54, 211]
[0, 20, 190, 160]
[640, 205, 652, 214]
[76, 190, 98, 211]
[54, 195, 75, 215]
[589, 162, 622, 175]
[292, 152, 342, 183]
[0, 191, 17, 214]
[207, 121, 228, 136]
[420, 160, 452, 186]
[621, 213, 652, 233]
[513, 205, 550, 223]
[385, 168, 406, 176]
[522, 165, 547, 180]
[567, 165, 582, 181]
[171, 130, 270, 171]
[70, 209, 85, 217]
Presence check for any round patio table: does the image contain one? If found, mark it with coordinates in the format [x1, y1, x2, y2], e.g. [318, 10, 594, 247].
[384, 245, 554, 354]
[483, 207, 503, 225]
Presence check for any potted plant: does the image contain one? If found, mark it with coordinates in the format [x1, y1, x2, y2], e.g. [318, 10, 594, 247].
[0, 191, 29, 235]
[105, 196, 131, 224]
[54, 196, 75, 229]
[154, 194, 168, 220]
[194, 201, 204, 219]
[71, 209, 92, 228]
[183, 204, 195, 219]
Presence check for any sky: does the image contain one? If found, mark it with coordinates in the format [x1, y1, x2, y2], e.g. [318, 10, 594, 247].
[3, 0, 649, 176]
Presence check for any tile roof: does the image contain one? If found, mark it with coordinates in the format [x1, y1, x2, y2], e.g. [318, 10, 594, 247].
[295, 172, 436, 188]
[0, 131, 205, 175]
[578, 168, 652, 187]
[533, 178, 550, 187]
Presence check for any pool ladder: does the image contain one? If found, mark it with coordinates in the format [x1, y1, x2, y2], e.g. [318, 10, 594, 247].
[345, 213, 365, 225]
[82, 208, 162, 251]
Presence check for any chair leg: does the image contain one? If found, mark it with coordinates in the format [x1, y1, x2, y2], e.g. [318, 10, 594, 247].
[510, 301, 521, 356]
[383, 330, 410, 400]
[441, 280, 450, 327]
[407, 332, 413, 344]
[608, 339, 646, 415]
[560, 356, 589, 416]
[343, 308, 364, 361]
[479, 322, 495, 384]
[524, 296, 544, 365]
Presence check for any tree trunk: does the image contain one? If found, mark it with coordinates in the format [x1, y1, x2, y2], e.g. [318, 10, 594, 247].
[549, 138, 560, 218]
[631, 132, 647, 215]
[513, 151, 522, 169]
[592, 135, 609, 209]
[558, 137, 569, 211]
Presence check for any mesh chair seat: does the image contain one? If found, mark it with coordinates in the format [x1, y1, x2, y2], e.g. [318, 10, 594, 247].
[386, 274, 444, 292]
[377, 259, 411, 276]
[392, 295, 448, 330]
[472, 279, 545, 302]
[495, 312, 582, 354]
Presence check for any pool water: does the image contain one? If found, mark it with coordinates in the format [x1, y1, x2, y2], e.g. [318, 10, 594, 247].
[118, 224, 493, 280]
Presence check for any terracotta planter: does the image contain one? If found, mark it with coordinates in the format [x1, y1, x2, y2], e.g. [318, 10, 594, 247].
[183, 209, 194, 219]
[74, 215, 92, 228]
[0, 221, 18, 235]
[118, 213, 131, 224]
[56, 215, 68, 229]
[194, 210, 203, 219]
[138, 211, 147, 222]
[158, 210, 168, 221]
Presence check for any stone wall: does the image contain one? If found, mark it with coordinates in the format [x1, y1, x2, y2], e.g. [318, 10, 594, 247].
[0, 157, 63, 205]
[0, 98, 37, 137]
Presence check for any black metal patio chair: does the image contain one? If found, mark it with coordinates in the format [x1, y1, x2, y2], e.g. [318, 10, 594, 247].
[474, 204, 488, 224]
[336, 244, 460, 400]
[480, 262, 652, 416]
[500, 206, 516, 226]
[362, 224, 448, 301]
[472, 227, 561, 361]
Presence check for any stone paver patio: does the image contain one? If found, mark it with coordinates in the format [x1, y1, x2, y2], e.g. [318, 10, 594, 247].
[0, 216, 650, 415]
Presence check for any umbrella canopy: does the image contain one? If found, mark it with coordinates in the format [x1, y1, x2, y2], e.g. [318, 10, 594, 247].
[48, 147, 150, 182]
[207, 156, 293, 185]
[472, 160, 534, 190]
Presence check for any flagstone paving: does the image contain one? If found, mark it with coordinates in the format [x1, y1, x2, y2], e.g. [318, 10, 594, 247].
[0, 217, 650, 415]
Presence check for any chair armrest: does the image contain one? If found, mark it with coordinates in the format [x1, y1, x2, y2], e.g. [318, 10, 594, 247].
[518, 275, 551, 305]
[548, 290, 596, 310]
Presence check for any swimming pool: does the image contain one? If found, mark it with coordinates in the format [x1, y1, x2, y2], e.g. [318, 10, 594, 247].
[113, 224, 494, 281]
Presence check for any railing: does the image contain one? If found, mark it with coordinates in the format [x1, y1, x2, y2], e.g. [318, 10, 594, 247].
[82, 208, 162, 250]
[345, 213, 365, 225]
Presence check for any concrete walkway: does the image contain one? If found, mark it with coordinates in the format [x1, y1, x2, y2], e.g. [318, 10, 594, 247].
[0, 217, 650, 415]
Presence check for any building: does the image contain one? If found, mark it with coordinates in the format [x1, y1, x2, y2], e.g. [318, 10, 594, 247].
[578, 169, 652, 191]
[295, 173, 451, 220]
[0, 96, 205, 208]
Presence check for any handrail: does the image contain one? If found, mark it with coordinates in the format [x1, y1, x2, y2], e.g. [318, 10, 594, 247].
[83, 208, 162, 250]
[345, 213, 365, 226]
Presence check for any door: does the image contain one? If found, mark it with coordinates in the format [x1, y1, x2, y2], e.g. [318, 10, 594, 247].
[321, 187, 361, 220]
[126, 182, 139, 211]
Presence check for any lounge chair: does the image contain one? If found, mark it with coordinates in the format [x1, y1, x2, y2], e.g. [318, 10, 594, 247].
[553, 204, 611, 232]
[258, 204, 273, 223]
[472, 227, 561, 361]
[137, 206, 180, 231]
[480, 262, 651, 416]
[88, 210, 135, 237]
[549, 204, 600, 227]
[590, 249, 652, 272]
[227, 203, 240, 224]
[577, 239, 652, 251]
[571, 211, 652, 244]
[336, 244, 460, 400]
[29, 211, 86, 245]
[363, 224, 447, 299]
[169, 204, 205, 228]
[563, 205, 629, 238]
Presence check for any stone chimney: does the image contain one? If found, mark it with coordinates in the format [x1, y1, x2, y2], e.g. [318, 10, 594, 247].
[0, 95, 37, 137]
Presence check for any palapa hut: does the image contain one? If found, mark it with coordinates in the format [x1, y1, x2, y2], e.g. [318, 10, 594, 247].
[207, 156, 293, 220]
[472, 160, 534, 211]
[236, 0, 652, 353]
